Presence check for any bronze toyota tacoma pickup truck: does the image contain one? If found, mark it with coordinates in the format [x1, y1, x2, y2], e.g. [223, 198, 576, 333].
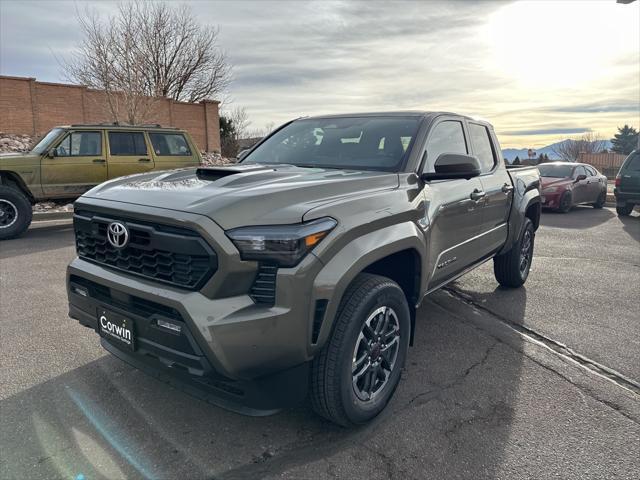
[66, 112, 541, 426]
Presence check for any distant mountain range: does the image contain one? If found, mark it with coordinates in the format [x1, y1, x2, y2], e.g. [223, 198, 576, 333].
[502, 140, 613, 162]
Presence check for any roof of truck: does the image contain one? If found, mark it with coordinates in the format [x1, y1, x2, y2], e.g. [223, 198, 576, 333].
[303, 110, 491, 125]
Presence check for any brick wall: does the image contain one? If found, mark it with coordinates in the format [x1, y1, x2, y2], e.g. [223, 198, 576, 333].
[0, 75, 221, 152]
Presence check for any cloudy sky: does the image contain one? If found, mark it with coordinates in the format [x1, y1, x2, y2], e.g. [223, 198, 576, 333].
[1, 0, 638, 148]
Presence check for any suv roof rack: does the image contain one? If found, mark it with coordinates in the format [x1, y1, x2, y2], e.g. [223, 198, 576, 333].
[69, 122, 179, 130]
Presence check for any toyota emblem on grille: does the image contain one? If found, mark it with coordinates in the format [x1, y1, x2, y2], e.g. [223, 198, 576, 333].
[107, 222, 129, 249]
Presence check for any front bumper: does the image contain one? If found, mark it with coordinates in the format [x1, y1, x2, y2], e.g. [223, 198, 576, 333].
[541, 191, 562, 209]
[67, 259, 312, 414]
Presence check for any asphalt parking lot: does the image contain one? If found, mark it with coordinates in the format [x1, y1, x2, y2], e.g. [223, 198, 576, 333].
[1, 207, 639, 480]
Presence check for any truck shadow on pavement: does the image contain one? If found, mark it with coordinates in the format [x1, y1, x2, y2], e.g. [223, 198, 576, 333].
[1, 290, 524, 480]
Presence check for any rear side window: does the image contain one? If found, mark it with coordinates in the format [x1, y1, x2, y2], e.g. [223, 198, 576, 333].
[108, 132, 147, 156]
[585, 166, 597, 176]
[468, 123, 497, 173]
[56, 131, 101, 157]
[625, 152, 640, 171]
[149, 133, 192, 156]
[574, 166, 587, 178]
[424, 120, 467, 171]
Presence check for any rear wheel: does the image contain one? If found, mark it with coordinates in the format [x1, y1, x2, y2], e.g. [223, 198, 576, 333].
[0, 185, 32, 240]
[593, 191, 606, 209]
[310, 273, 410, 426]
[616, 204, 634, 216]
[558, 191, 572, 213]
[493, 217, 534, 288]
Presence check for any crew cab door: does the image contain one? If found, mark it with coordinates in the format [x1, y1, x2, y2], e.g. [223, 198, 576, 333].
[468, 122, 511, 258]
[41, 130, 107, 197]
[419, 118, 485, 290]
[106, 131, 155, 179]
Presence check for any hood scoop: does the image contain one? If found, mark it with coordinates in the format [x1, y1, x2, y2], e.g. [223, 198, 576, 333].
[196, 163, 275, 181]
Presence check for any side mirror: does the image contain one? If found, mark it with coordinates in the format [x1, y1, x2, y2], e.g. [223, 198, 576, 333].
[47, 148, 56, 158]
[421, 153, 481, 181]
[237, 149, 250, 161]
[575, 174, 587, 182]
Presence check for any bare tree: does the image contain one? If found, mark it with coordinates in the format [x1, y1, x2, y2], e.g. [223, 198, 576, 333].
[226, 106, 251, 141]
[551, 132, 607, 162]
[64, 1, 230, 124]
[247, 121, 277, 140]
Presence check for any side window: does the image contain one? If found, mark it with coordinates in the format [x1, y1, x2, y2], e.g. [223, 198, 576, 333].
[468, 123, 497, 173]
[574, 166, 587, 178]
[585, 166, 597, 176]
[149, 133, 192, 156]
[627, 153, 640, 171]
[424, 120, 467, 172]
[55, 131, 101, 157]
[108, 132, 148, 156]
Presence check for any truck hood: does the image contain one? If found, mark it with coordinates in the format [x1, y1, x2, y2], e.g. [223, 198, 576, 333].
[82, 163, 399, 229]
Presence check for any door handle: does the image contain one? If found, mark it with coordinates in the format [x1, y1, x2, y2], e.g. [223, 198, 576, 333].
[138, 158, 151, 162]
[501, 183, 514, 193]
[470, 189, 486, 201]
[92, 159, 106, 163]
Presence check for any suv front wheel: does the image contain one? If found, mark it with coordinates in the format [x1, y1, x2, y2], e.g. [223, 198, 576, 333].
[311, 273, 410, 426]
[0, 185, 32, 240]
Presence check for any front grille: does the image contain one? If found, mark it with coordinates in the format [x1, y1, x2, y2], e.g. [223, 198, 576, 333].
[74, 210, 217, 290]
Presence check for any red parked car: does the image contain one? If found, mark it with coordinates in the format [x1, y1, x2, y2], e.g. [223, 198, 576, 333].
[539, 162, 607, 213]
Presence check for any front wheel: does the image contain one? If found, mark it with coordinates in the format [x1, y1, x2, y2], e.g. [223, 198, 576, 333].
[616, 204, 634, 216]
[493, 217, 535, 288]
[0, 185, 32, 240]
[558, 191, 572, 213]
[310, 273, 410, 426]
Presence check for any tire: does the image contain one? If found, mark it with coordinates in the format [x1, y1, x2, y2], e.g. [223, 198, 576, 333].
[616, 204, 634, 216]
[558, 191, 572, 213]
[593, 191, 606, 209]
[310, 273, 411, 426]
[493, 217, 534, 288]
[0, 185, 32, 240]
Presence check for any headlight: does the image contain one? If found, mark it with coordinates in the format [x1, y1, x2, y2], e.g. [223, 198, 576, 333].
[226, 217, 337, 267]
[543, 186, 559, 193]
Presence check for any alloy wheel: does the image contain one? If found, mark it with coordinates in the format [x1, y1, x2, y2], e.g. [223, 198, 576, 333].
[0, 199, 18, 229]
[519, 229, 533, 277]
[351, 306, 401, 401]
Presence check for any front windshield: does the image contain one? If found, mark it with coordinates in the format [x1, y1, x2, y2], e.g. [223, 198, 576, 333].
[538, 164, 575, 178]
[243, 116, 421, 172]
[30, 128, 64, 154]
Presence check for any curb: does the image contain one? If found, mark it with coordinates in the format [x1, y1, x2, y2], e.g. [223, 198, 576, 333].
[32, 211, 74, 222]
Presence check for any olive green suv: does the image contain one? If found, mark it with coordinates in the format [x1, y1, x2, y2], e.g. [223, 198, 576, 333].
[0, 124, 201, 239]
